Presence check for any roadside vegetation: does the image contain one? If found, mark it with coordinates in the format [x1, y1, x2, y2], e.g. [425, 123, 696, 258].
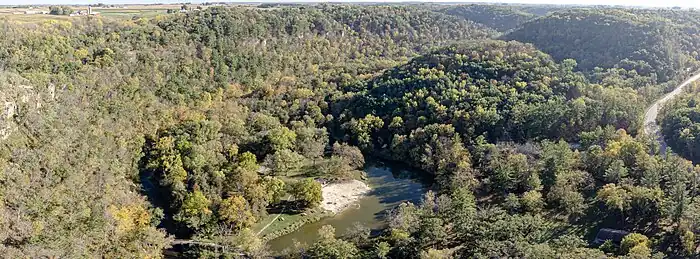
[659, 82, 700, 162]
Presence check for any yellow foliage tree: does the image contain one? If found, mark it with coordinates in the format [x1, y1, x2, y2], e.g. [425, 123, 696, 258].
[219, 195, 256, 229]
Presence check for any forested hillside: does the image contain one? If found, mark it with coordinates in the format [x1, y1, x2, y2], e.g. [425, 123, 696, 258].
[2, 3, 700, 259]
[439, 5, 536, 32]
[504, 9, 700, 86]
[312, 132, 700, 258]
[0, 5, 493, 257]
[336, 41, 643, 155]
[659, 85, 700, 162]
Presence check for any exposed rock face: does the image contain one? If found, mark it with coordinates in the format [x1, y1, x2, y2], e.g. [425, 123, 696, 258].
[0, 72, 52, 140]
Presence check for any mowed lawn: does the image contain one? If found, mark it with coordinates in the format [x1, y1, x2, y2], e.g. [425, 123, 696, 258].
[252, 197, 329, 240]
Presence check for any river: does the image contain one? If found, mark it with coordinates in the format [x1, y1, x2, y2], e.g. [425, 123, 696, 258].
[266, 161, 428, 252]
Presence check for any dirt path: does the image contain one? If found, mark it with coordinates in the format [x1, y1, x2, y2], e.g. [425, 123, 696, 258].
[256, 195, 292, 236]
[643, 72, 700, 153]
[256, 180, 370, 236]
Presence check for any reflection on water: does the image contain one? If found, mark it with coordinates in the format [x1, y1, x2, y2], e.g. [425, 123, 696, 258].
[266, 161, 428, 253]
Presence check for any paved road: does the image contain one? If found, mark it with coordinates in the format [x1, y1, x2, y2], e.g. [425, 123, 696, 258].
[643, 72, 700, 153]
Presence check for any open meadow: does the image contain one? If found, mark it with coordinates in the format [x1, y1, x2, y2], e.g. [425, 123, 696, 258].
[0, 3, 230, 22]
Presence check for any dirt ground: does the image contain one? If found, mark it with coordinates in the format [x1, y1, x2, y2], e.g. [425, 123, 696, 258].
[321, 180, 371, 214]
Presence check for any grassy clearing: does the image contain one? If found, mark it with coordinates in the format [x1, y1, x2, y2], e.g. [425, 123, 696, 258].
[0, 14, 75, 23]
[252, 158, 367, 241]
[251, 170, 322, 240]
[0, 4, 198, 21]
[94, 8, 167, 18]
[253, 201, 330, 241]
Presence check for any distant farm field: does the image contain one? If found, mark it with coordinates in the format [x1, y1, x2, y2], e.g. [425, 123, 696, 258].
[0, 4, 224, 22]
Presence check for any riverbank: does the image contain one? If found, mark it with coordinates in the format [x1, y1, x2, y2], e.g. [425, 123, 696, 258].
[266, 163, 427, 252]
[258, 208, 331, 242]
[321, 179, 371, 214]
[257, 179, 371, 242]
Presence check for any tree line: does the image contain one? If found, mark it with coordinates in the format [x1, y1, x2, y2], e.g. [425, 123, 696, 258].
[2, 3, 700, 258]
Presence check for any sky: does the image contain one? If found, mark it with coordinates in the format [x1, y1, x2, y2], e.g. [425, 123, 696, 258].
[1, 0, 700, 8]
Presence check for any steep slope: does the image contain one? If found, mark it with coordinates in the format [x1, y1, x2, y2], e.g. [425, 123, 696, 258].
[0, 5, 497, 257]
[158, 5, 496, 99]
[504, 9, 686, 82]
[337, 40, 644, 161]
[0, 72, 171, 257]
[658, 87, 700, 162]
[440, 4, 536, 32]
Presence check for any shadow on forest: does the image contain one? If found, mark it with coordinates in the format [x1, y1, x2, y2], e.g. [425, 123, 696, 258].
[138, 171, 193, 238]
[550, 200, 663, 249]
[266, 200, 308, 215]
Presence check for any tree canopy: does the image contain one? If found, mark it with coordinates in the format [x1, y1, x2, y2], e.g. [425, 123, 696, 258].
[504, 9, 700, 84]
[3, 3, 700, 258]
[439, 4, 537, 32]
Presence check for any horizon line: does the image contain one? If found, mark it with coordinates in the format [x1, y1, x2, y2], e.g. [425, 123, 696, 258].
[0, 1, 695, 8]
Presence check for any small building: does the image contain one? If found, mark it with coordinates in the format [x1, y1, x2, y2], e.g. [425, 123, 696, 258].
[69, 9, 100, 17]
[593, 228, 630, 246]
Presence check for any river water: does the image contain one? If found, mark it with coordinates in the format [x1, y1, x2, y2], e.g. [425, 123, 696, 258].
[266, 161, 428, 252]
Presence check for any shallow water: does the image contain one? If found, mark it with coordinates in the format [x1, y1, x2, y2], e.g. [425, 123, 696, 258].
[266, 161, 428, 252]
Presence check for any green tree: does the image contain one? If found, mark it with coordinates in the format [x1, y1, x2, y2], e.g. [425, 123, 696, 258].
[238, 152, 260, 173]
[267, 127, 297, 152]
[521, 190, 545, 213]
[375, 242, 392, 259]
[291, 178, 323, 208]
[332, 142, 365, 169]
[49, 6, 73, 15]
[487, 152, 529, 193]
[504, 193, 522, 213]
[265, 149, 305, 176]
[604, 159, 629, 183]
[263, 176, 286, 205]
[218, 195, 255, 229]
[679, 227, 696, 256]
[343, 114, 384, 149]
[597, 183, 629, 213]
[307, 225, 359, 259]
[621, 233, 650, 255]
[147, 136, 188, 195]
[175, 190, 213, 229]
[317, 156, 355, 181]
[295, 127, 328, 160]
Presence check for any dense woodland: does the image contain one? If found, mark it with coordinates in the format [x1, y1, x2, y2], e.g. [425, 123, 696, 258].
[3, 3, 700, 258]
[504, 8, 700, 103]
[660, 84, 700, 163]
[438, 5, 538, 32]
